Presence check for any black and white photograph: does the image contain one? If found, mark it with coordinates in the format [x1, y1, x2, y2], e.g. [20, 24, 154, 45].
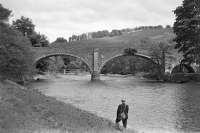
[0, 0, 200, 133]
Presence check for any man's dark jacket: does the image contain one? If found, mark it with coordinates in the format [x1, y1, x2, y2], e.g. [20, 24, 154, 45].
[116, 103, 129, 119]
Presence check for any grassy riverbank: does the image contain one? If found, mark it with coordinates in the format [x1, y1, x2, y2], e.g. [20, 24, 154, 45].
[0, 80, 135, 133]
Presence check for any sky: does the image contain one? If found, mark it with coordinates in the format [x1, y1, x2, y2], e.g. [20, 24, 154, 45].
[1, 0, 183, 42]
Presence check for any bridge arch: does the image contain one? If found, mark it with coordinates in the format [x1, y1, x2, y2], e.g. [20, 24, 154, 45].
[98, 53, 158, 73]
[34, 53, 92, 73]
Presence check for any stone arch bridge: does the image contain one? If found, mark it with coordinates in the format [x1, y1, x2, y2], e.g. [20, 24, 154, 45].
[32, 44, 164, 81]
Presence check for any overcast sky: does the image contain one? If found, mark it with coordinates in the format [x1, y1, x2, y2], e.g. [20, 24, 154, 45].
[1, 0, 182, 42]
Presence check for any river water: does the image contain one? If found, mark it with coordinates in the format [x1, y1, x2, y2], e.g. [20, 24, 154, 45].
[29, 74, 200, 133]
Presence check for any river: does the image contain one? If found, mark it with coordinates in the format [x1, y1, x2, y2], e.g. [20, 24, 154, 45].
[28, 73, 200, 133]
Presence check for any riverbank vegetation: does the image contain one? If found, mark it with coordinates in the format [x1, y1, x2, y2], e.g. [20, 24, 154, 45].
[0, 4, 34, 82]
[173, 0, 200, 69]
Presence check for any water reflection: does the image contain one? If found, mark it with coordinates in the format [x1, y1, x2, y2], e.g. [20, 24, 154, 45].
[175, 83, 200, 132]
[28, 74, 200, 133]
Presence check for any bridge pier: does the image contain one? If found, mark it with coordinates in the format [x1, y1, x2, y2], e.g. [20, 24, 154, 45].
[91, 48, 100, 81]
[91, 71, 100, 81]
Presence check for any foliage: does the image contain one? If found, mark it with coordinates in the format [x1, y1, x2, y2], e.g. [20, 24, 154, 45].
[124, 48, 137, 56]
[148, 41, 177, 76]
[101, 56, 156, 75]
[29, 32, 49, 47]
[0, 24, 34, 81]
[165, 25, 171, 28]
[12, 16, 49, 47]
[68, 29, 121, 42]
[149, 41, 169, 64]
[54, 37, 68, 43]
[173, 0, 200, 65]
[62, 56, 89, 72]
[36, 59, 49, 72]
[91, 30, 110, 38]
[36, 56, 64, 73]
[0, 4, 34, 81]
[0, 4, 11, 21]
[109, 30, 122, 37]
[69, 34, 88, 42]
[134, 25, 163, 31]
[38, 34, 49, 47]
[12, 16, 35, 36]
[36, 56, 90, 73]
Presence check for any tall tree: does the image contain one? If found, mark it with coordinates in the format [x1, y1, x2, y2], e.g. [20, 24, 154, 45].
[39, 34, 49, 47]
[0, 4, 34, 82]
[29, 32, 49, 47]
[12, 16, 35, 36]
[173, 0, 200, 65]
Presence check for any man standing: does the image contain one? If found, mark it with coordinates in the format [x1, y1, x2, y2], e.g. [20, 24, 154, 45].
[115, 98, 129, 129]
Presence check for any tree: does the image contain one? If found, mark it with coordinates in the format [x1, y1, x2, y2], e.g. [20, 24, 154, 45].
[124, 48, 137, 56]
[109, 30, 122, 37]
[38, 34, 49, 47]
[0, 25, 34, 82]
[29, 32, 49, 47]
[36, 59, 49, 72]
[165, 25, 171, 29]
[54, 37, 68, 43]
[173, 0, 200, 65]
[12, 16, 49, 47]
[0, 4, 34, 82]
[148, 40, 178, 79]
[0, 4, 11, 22]
[29, 32, 41, 45]
[12, 16, 35, 36]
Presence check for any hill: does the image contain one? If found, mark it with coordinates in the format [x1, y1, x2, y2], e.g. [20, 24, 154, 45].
[51, 28, 175, 50]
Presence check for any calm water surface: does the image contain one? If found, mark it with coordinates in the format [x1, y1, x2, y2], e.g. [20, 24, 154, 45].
[29, 74, 200, 133]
